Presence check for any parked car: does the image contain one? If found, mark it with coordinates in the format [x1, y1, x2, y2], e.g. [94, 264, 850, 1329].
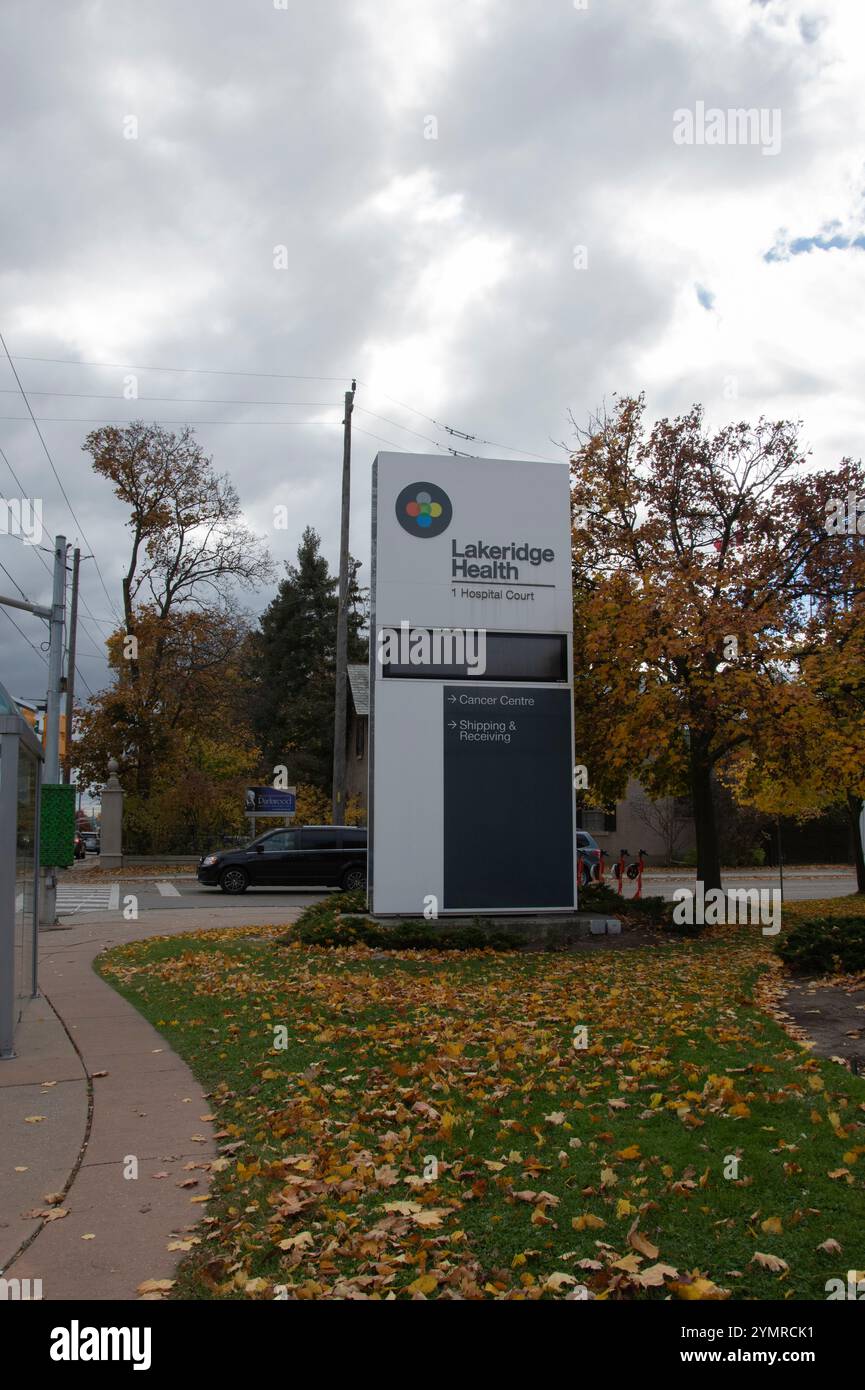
[197, 825, 367, 894]
[576, 830, 601, 887]
[81, 832, 100, 854]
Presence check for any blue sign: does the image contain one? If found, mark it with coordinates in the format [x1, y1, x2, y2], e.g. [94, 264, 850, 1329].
[245, 787, 296, 814]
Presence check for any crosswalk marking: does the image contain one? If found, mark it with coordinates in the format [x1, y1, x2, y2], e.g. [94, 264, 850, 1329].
[155, 881, 181, 897]
[56, 883, 120, 915]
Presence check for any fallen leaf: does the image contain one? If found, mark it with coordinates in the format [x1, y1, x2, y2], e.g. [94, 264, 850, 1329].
[137, 1279, 174, 1296]
[628, 1222, 659, 1260]
[750, 1252, 789, 1273]
[761, 1216, 783, 1236]
[572, 1214, 606, 1231]
[406, 1273, 438, 1295]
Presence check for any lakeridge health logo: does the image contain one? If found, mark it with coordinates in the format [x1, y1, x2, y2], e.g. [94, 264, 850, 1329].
[395, 481, 452, 538]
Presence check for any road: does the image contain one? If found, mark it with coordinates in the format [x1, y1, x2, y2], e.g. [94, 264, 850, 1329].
[57, 874, 329, 917]
[54, 864, 860, 918]
[638, 869, 859, 903]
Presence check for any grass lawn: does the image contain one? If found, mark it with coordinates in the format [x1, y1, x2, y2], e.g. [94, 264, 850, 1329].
[96, 904, 865, 1301]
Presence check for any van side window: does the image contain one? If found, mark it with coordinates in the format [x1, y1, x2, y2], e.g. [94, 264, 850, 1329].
[303, 829, 339, 850]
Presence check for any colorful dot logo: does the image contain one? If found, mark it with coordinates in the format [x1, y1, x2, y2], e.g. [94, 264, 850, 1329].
[395, 481, 453, 538]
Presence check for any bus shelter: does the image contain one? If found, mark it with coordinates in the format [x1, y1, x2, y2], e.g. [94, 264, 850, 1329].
[0, 679, 42, 1059]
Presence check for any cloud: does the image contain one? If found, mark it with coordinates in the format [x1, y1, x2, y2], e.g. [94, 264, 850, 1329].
[1, 0, 863, 702]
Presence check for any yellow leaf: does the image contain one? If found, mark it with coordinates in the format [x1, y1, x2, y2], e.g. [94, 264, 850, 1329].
[670, 1275, 729, 1300]
[761, 1217, 783, 1236]
[617, 1145, 641, 1161]
[137, 1279, 175, 1295]
[406, 1273, 438, 1296]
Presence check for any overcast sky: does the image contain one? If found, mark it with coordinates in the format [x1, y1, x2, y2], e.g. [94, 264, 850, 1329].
[1, 0, 863, 703]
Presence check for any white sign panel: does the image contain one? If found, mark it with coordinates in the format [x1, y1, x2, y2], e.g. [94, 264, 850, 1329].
[369, 453, 576, 917]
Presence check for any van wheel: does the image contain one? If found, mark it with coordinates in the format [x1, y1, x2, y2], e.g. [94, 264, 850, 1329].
[341, 866, 365, 893]
[219, 867, 249, 895]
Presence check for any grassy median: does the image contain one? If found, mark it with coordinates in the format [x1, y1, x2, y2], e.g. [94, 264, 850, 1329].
[96, 905, 865, 1300]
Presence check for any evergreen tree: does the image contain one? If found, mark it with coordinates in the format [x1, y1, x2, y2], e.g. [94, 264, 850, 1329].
[248, 527, 367, 788]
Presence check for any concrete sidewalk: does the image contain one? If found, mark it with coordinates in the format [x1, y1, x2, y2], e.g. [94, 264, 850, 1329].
[0, 904, 303, 1300]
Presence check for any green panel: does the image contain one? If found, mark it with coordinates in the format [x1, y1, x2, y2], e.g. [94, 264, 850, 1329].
[40, 783, 76, 867]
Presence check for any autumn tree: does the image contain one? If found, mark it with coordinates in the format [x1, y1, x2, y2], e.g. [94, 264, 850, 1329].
[725, 519, 865, 891]
[75, 606, 260, 852]
[570, 394, 863, 891]
[82, 422, 274, 795]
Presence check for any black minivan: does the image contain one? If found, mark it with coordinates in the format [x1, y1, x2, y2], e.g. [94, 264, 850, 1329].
[197, 825, 367, 895]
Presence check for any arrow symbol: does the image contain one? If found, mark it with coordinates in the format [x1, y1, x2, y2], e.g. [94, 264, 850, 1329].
[448, 695, 456, 703]
[448, 721, 457, 729]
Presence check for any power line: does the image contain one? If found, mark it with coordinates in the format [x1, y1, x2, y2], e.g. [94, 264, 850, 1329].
[0, 548, 96, 696]
[0, 388, 339, 408]
[11, 355, 351, 384]
[0, 557, 33, 601]
[0, 415, 340, 426]
[353, 425, 427, 454]
[355, 407, 467, 455]
[0, 451, 56, 579]
[2, 451, 102, 637]
[0, 604, 48, 666]
[354, 379, 563, 463]
[0, 389, 469, 455]
[0, 332, 125, 628]
[4, 351, 562, 462]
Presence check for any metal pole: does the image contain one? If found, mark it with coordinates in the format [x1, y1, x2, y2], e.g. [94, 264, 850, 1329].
[0, 593, 51, 618]
[0, 731, 20, 1057]
[777, 816, 784, 903]
[40, 536, 66, 929]
[63, 547, 80, 783]
[44, 535, 66, 783]
[332, 381, 356, 826]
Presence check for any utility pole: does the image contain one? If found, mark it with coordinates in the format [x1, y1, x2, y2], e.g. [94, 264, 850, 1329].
[332, 380, 356, 826]
[39, 535, 66, 927]
[43, 536, 66, 783]
[63, 547, 80, 783]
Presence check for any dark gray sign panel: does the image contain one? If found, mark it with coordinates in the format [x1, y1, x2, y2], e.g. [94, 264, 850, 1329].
[443, 685, 574, 910]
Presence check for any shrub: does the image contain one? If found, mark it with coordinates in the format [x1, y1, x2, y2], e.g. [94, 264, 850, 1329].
[776, 918, 865, 975]
[289, 899, 518, 952]
[582, 882, 670, 926]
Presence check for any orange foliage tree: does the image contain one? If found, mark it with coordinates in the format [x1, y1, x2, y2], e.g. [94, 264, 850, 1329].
[570, 394, 865, 890]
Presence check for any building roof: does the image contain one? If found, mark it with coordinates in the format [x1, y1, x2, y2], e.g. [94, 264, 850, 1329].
[347, 664, 370, 716]
[0, 679, 19, 716]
